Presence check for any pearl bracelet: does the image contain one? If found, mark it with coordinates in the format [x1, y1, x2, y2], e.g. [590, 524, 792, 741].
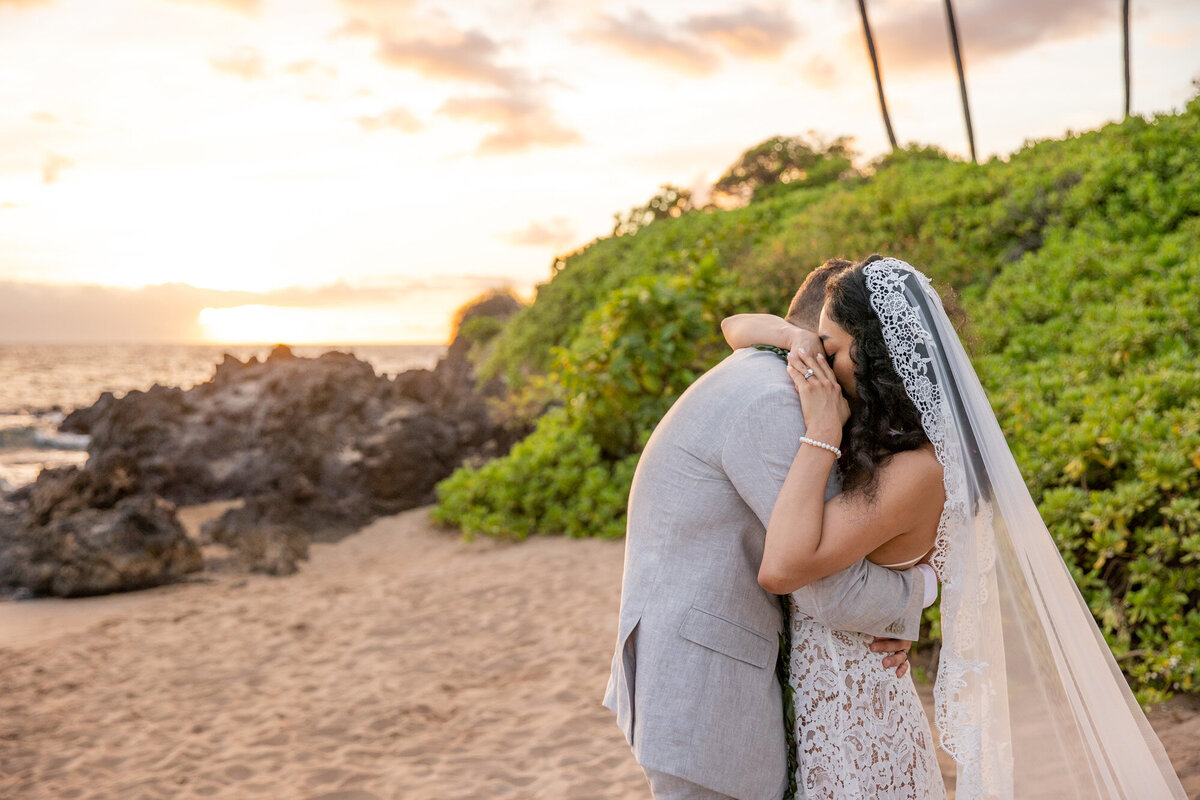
[799, 435, 842, 459]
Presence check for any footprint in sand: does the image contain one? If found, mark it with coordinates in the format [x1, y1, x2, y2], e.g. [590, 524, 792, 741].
[224, 763, 255, 781]
[304, 767, 352, 787]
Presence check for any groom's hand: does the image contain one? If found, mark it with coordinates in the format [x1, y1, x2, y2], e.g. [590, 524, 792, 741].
[870, 637, 913, 678]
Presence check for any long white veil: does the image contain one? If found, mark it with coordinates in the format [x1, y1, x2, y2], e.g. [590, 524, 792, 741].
[862, 258, 1186, 799]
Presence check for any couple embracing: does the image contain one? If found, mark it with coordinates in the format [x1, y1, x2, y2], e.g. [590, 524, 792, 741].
[603, 256, 1186, 800]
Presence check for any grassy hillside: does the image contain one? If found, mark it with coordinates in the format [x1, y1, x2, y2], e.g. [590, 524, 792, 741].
[435, 97, 1200, 701]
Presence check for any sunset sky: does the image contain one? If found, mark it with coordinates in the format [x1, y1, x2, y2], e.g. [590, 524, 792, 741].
[1, 0, 1198, 344]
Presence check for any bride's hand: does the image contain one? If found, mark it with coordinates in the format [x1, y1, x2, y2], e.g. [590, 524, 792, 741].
[787, 348, 850, 444]
[788, 327, 822, 358]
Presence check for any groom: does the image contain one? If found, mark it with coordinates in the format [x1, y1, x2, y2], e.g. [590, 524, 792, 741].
[602, 258, 936, 800]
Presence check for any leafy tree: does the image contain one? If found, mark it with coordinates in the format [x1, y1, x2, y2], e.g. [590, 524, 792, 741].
[711, 135, 854, 207]
[867, 143, 954, 174]
[612, 184, 695, 237]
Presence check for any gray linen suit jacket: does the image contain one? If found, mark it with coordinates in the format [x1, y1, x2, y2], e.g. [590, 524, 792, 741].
[602, 348, 927, 800]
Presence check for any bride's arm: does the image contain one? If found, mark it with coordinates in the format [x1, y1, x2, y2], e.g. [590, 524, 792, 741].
[758, 349, 941, 594]
[720, 313, 821, 354]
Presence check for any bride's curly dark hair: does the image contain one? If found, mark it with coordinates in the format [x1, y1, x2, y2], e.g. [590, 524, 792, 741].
[826, 254, 968, 499]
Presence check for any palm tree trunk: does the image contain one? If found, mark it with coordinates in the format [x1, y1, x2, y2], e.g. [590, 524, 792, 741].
[1122, 0, 1131, 117]
[856, 0, 897, 150]
[943, 0, 977, 163]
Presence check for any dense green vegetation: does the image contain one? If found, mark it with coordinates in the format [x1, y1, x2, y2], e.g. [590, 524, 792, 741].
[434, 97, 1200, 701]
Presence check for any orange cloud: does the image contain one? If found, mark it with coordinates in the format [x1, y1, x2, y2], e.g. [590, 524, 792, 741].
[865, 0, 1112, 74]
[0, 277, 513, 343]
[438, 94, 581, 156]
[376, 30, 525, 90]
[802, 55, 841, 90]
[500, 217, 577, 249]
[684, 6, 800, 59]
[165, 0, 259, 14]
[583, 10, 719, 76]
[350, 19, 577, 155]
[284, 59, 338, 78]
[356, 106, 423, 133]
[209, 46, 266, 80]
[42, 153, 73, 185]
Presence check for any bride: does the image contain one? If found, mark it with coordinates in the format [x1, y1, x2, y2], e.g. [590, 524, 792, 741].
[721, 255, 1186, 799]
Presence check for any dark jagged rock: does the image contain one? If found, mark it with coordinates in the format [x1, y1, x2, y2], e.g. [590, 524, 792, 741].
[2, 299, 526, 595]
[0, 495, 201, 598]
[23, 456, 141, 526]
[200, 495, 312, 576]
[60, 390, 118, 436]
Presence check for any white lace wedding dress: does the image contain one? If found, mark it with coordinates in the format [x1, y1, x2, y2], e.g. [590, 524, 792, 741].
[786, 594, 946, 800]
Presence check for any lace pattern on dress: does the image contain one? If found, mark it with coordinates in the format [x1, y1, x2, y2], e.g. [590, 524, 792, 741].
[786, 599, 947, 800]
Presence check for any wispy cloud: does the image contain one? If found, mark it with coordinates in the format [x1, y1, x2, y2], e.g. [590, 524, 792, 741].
[209, 45, 266, 80]
[801, 55, 840, 90]
[334, 0, 420, 34]
[356, 106, 423, 133]
[165, 0, 260, 15]
[869, 0, 1112, 74]
[284, 59, 338, 78]
[42, 153, 73, 185]
[582, 9, 719, 76]
[500, 216, 577, 249]
[438, 94, 582, 155]
[376, 30, 527, 90]
[683, 5, 800, 59]
[341, 15, 580, 155]
[0, 276, 514, 343]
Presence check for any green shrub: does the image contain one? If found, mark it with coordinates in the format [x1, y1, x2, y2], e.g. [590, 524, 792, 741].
[436, 95, 1200, 700]
[431, 408, 637, 540]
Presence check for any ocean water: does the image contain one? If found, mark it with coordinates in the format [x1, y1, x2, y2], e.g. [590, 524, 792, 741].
[0, 343, 446, 491]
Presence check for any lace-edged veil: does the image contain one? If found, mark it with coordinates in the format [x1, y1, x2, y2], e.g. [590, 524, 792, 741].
[862, 258, 1186, 799]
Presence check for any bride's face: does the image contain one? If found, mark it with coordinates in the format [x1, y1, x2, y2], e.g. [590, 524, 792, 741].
[817, 301, 858, 399]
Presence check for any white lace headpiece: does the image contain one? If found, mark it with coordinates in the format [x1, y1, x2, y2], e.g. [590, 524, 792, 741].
[859, 257, 1186, 799]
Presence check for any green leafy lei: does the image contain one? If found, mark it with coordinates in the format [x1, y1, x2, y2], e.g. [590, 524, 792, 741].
[753, 343, 791, 363]
[776, 595, 798, 800]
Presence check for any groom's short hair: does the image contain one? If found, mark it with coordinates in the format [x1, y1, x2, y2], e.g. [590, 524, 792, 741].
[785, 258, 854, 329]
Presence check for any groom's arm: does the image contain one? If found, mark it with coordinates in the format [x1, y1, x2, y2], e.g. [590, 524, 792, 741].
[720, 383, 927, 641]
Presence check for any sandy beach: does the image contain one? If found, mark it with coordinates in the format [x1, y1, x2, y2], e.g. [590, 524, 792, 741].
[1, 506, 1197, 800]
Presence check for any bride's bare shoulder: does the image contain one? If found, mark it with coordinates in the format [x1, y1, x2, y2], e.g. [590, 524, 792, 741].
[880, 445, 944, 492]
